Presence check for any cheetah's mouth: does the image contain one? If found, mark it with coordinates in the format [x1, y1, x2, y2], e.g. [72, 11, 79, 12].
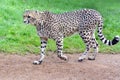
[24, 20, 30, 24]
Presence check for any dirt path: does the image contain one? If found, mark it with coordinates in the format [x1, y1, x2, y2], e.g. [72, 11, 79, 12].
[0, 53, 120, 80]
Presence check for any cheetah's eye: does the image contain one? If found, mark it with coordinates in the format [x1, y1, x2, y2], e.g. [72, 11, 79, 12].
[28, 16, 31, 18]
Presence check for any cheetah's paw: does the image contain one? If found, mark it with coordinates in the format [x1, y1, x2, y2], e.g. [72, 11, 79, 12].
[78, 55, 86, 62]
[33, 60, 42, 65]
[88, 56, 95, 60]
[58, 55, 68, 61]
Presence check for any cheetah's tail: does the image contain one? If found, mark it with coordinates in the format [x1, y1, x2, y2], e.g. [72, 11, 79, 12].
[97, 20, 120, 46]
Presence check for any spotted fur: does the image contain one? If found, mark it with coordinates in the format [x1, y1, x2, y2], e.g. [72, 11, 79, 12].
[23, 9, 119, 64]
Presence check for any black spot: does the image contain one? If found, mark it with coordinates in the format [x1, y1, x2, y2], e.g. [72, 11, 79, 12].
[28, 15, 31, 18]
[83, 33, 86, 35]
[92, 42, 95, 44]
[41, 41, 47, 44]
[98, 34, 102, 38]
[100, 37, 104, 41]
[104, 40, 107, 44]
[96, 43, 99, 46]
[84, 40, 88, 43]
[98, 31, 102, 34]
[57, 44, 63, 47]
[57, 50, 62, 53]
[41, 46, 46, 48]
[108, 41, 111, 46]
[100, 27, 102, 30]
[58, 48, 62, 50]
[57, 41, 62, 43]
[91, 38, 95, 40]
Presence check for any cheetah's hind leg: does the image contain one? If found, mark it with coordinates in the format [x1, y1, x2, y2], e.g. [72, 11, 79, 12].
[88, 38, 98, 60]
[78, 48, 89, 62]
[78, 39, 91, 62]
[78, 30, 92, 62]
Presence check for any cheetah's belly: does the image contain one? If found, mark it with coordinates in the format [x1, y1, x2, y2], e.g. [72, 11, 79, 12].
[63, 26, 78, 37]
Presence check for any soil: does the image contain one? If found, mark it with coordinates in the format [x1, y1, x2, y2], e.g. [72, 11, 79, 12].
[0, 52, 120, 80]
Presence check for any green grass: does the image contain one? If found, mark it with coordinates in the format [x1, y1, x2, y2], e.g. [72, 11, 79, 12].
[0, 0, 120, 54]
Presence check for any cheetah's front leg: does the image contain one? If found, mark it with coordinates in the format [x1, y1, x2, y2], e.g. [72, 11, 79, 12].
[56, 38, 67, 61]
[33, 37, 48, 65]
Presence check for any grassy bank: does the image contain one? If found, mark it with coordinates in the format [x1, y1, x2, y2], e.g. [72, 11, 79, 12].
[0, 0, 120, 54]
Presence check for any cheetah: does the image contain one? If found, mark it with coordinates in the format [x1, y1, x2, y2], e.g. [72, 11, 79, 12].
[23, 9, 120, 65]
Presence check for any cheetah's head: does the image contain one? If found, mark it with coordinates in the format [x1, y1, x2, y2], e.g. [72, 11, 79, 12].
[23, 10, 46, 25]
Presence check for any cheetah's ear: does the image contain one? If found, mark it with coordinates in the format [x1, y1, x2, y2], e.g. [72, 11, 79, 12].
[25, 9, 30, 12]
[35, 10, 39, 13]
[25, 9, 29, 11]
[42, 11, 50, 15]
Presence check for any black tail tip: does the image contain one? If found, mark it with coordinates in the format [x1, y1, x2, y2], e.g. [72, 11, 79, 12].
[114, 36, 120, 41]
[112, 35, 120, 45]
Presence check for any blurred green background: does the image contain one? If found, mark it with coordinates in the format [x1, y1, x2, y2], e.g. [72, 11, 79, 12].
[0, 0, 120, 54]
